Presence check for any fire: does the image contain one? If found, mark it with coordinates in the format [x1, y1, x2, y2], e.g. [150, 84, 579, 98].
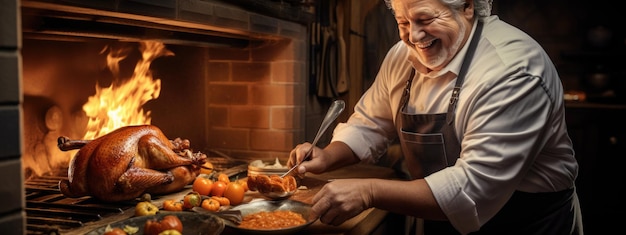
[82, 41, 174, 139]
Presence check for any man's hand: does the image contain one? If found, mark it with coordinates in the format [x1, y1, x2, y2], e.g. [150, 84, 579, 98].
[311, 179, 373, 226]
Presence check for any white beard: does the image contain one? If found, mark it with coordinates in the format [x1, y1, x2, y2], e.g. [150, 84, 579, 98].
[413, 17, 467, 70]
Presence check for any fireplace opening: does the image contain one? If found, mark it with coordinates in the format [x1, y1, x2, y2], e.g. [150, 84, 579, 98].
[19, 1, 310, 234]
[21, 39, 212, 180]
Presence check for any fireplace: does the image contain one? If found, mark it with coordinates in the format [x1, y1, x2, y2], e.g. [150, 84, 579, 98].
[0, 0, 319, 234]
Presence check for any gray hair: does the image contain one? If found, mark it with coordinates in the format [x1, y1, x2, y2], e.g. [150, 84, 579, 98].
[383, 0, 493, 18]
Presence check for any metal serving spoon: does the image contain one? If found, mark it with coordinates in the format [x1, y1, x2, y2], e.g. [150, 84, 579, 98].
[257, 100, 345, 200]
[281, 99, 346, 178]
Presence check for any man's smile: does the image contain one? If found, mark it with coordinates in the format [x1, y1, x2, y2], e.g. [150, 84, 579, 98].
[416, 38, 437, 49]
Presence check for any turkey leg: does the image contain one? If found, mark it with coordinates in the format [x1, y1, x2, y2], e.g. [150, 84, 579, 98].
[146, 165, 199, 194]
[57, 136, 91, 151]
[136, 134, 207, 170]
[116, 166, 175, 192]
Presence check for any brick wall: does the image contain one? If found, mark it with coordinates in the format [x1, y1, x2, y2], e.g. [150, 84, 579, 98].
[205, 38, 308, 162]
[0, 0, 25, 233]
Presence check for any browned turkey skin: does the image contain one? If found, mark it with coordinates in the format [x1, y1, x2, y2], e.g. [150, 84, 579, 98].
[57, 125, 207, 202]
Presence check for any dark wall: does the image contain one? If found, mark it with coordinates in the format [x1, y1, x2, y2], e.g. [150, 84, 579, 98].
[495, 0, 626, 103]
[495, 2, 626, 234]
[363, 0, 626, 103]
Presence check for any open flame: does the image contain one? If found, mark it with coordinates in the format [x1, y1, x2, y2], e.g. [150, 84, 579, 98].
[82, 41, 173, 139]
[22, 40, 174, 179]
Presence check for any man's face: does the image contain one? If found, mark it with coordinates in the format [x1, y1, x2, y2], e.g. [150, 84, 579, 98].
[392, 0, 473, 72]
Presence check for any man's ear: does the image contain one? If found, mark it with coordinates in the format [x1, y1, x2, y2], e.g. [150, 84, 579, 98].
[463, 1, 474, 19]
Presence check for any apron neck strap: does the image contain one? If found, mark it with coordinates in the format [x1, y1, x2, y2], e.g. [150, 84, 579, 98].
[399, 69, 417, 112]
[446, 20, 484, 124]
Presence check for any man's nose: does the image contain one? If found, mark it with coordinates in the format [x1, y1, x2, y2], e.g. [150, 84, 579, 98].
[409, 24, 426, 44]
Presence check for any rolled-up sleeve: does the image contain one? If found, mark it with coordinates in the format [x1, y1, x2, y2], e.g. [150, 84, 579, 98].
[332, 42, 412, 163]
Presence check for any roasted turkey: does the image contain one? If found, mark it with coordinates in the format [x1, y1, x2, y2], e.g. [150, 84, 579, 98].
[57, 125, 207, 202]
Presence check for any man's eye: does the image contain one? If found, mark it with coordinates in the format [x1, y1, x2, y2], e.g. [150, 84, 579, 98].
[396, 20, 409, 27]
[419, 18, 435, 24]
[398, 22, 409, 27]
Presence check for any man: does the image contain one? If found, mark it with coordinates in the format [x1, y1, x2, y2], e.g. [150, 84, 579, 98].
[288, 0, 583, 234]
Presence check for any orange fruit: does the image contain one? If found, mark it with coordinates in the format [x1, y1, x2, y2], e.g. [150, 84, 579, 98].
[223, 180, 245, 205]
[217, 173, 230, 185]
[211, 196, 230, 206]
[182, 192, 202, 210]
[192, 176, 214, 196]
[200, 161, 214, 175]
[210, 181, 228, 197]
[201, 198, 220, 212]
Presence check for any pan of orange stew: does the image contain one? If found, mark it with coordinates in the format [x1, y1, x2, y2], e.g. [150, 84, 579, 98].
[223, 199, 317, 235]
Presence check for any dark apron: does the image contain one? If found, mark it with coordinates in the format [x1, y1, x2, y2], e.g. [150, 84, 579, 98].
[395, 21, 577, 235]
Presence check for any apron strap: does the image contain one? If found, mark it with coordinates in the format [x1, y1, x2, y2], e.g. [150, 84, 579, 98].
[446, 20, 484, 124]
[399, 69, 417, 113]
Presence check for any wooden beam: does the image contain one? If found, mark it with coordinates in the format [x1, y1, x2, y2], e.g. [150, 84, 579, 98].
[342, 0, 381, 118]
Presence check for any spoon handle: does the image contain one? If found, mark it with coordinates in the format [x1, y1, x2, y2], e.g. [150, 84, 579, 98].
[281, 100, 345, 177]
[281, 146, 314, 177]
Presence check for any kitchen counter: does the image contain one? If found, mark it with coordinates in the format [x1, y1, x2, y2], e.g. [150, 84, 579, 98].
[222, 163, 401, 235]
[64, 163, 400, 235]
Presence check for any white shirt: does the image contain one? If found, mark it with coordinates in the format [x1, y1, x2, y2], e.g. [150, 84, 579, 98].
[331, 16, 578, 233]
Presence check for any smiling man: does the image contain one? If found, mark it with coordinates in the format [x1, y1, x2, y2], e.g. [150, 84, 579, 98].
[287, 0, 583, 234]
[395, 0, 471, 73]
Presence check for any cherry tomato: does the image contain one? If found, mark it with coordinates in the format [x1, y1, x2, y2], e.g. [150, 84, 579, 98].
[211, 196, 230, 206]
[217, 173, 230, 185]
[135, 201, 159, 216]
[162, 199, 184, 211]
[210, 181, 228, 197]
[223, 180, 245, 206]
[192, 176, 214, 196]
[201, 198, 221, 212]
[183, 191, 202, 210]
[144, 215, 183, 235]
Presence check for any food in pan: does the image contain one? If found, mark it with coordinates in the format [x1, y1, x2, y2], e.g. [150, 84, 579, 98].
[57, 124, 207, 202]
[239, 210, 306, 229]
[224, 200, 315, 234]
